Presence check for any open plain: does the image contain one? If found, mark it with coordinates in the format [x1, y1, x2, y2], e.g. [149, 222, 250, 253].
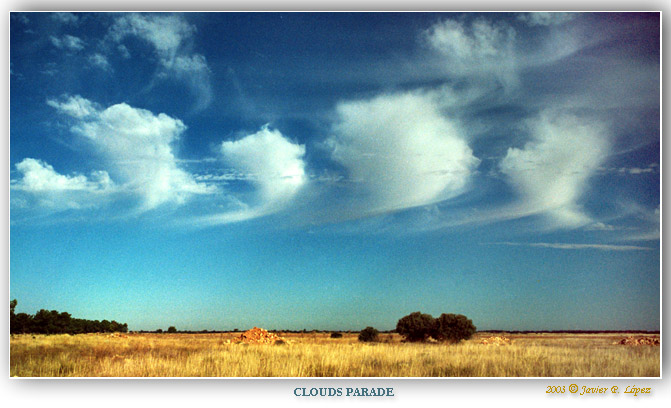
[10, 331, 660, 377]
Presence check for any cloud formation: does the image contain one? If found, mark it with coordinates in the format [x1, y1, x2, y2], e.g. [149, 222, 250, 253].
[499, 111, 610, 228]
[50, 34, 85, 51]
[48, 95, 213, 210]
[12, 158, 114, 209]
[13, 158, 113, 193]
[517, 12, 577, 27]
[195, 125, 307, 224]
[490, 242, 654, 251]
[108, 13, 211, 109]
[88, 53, 111, 71]
[327, 91, 480, 215]
[424, 18, 518, 87]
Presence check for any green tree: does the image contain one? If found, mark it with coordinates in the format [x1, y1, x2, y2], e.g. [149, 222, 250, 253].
[358, 326, 379, 342]
[396, 311, 435, 342]
[431, 313, 476, 343]
[167, 326, 177, 333]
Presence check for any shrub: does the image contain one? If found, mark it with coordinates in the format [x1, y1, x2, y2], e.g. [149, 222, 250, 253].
[330, 332, 343, 338]
[396, 311, 435, 342]
[431, 313, 476, 343]
[358, 327, 379, 342]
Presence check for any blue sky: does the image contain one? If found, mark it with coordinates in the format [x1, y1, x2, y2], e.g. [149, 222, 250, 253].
[9, 12, 660, 331]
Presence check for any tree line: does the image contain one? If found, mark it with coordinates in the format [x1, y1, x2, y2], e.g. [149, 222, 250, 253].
[10, 300, 128, 334]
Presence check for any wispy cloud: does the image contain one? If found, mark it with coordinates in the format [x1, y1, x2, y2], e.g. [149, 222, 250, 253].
[517, 12, 577, 27]
[88, 53, 112, 72]
[108, 13, 212, 110]
[50, 34, 85, 51]
[50, 12, 79, 25]
[423, 17, 518, 88]
[488, 241, 655, 251]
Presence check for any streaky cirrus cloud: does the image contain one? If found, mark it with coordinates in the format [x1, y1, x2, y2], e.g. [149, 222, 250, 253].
[11, 158, 115, 210]
[499, 110, 610, 228]
[489, 241, 654, 251]
[47, 95, 214, 210]
[326, 90, 480, 216]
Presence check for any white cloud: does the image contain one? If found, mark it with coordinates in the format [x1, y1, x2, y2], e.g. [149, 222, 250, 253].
[47, 95, 98, 118]
[499, 111, 610, 228]
[171, 55, 212, 110]
[189, 125, 306, 226]
[49, 95, 213, 210]
[219, 125, 306, 211]
[424, 18, 518, 87]
[51, 12, 79, 25]
[13, 158, 112, 192]
[327, 90, 479, 215]
[88, 53, 112, 71]
[109, 14, 195, 64]
[490, 242, 654, 251]
[172, 54, 209, 73]
[50, 34, 85, 51]
[108, 13, 211, 109]
[518, 12, 577, 27]
[12, 158, 114, 209]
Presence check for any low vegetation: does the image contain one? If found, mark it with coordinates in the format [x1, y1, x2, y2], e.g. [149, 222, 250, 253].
[10, 331, 660, 377]
[358, 327, 380, 342]
[396, 311, 476, 343]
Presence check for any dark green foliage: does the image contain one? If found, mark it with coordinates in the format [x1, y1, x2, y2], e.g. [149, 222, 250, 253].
[431, 313, 477, 343]
[167, 326, 177, 333]
[330, 332, 343, 338]
[358, 326, 379, 342]
[396, 311, 435, 342]
[9, 299, 128, 334]
[396, 311, 476, 343]
[156, 329, 163, 333]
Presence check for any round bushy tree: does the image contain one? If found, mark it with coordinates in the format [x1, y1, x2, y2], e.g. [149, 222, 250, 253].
[431, 313, 476, 343]
[358, 326, 379, 342]
[167, 326, 177, 333]
[396, 311, 435, 342]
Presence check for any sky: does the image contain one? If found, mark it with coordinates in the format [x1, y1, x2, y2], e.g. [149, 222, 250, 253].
[9, 12, 660, 331]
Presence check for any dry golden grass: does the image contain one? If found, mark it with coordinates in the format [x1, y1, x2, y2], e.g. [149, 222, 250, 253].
[10, 332, 659, 377]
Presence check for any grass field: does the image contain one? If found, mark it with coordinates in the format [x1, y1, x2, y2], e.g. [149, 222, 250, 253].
[10, 331, 660, 377]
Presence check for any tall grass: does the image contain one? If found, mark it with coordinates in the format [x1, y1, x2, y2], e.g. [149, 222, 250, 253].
[10, 332, 660, 377]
